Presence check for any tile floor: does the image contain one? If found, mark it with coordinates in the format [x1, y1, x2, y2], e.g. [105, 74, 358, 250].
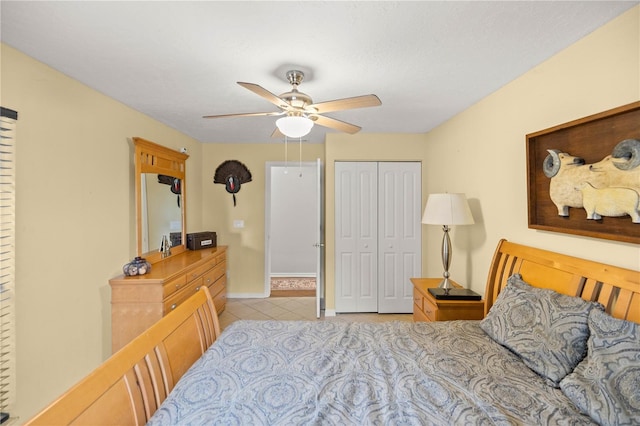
[218, 297, 413, 330]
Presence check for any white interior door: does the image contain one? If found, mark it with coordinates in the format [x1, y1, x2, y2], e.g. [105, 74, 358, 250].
[335, 161, 421, 313]
[377, 162, 421, 313]
[315, 158, 325, 318]
[335, 162, 378, 313]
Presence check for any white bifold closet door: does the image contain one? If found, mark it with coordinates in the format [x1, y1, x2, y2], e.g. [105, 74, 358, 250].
[335, 161, 421, 313]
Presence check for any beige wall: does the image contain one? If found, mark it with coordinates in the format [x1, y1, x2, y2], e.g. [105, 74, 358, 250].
[2, 3, 639, 422]
[420, 5, 640, 294]
[321, 6, 640, 308]
[201, 143, 325, 295]
[1, 44, 204, 421]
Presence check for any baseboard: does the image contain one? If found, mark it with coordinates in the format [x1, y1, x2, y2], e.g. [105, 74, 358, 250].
[270, 273, 317, 278]
[226, 292, 268, 299]
[324, 309, 336, 317]
[270, 290, 315, 297]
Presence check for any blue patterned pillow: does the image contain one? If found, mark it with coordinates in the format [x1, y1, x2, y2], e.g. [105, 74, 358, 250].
[480, 274, 603, 386]
[560, 308, 640, 425]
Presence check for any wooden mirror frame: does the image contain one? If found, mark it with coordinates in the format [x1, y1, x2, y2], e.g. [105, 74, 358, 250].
[134, 137, 189, 263]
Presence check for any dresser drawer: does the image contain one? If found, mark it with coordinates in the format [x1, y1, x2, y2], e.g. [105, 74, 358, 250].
[163, 277, 204, 313]
[186, 260, 216, 283]
[203, 261, 226, 287]
[208, 275, 226, 296]
[212, 289, 226, 314]
[413, 304, 430, 322]
[212, 252, 225, 266]
[422, 297, 438, 321]
[413, 288, 423, 312]
[163, 274, 188, 298]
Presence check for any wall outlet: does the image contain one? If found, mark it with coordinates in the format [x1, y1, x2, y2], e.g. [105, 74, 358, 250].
[233, 220, 244, 229]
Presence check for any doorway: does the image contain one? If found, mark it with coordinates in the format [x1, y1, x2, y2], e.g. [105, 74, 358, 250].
[265, 161, 324, 315]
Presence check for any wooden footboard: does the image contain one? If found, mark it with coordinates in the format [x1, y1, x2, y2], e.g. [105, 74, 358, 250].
[485, 239, 640, 323]
[25, 287, 220, 426]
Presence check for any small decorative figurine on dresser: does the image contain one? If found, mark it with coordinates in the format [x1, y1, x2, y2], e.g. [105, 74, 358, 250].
[122, 257, 152, 276]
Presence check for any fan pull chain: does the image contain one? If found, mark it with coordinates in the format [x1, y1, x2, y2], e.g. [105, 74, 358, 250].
[299, 137, 303, 177]
[284, 136, 288, 174]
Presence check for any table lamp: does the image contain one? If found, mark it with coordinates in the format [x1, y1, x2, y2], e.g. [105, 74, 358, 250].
[422, 193, 475, 292]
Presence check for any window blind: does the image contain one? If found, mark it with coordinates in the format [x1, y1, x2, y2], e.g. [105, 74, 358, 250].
[0, 107, 17, 422]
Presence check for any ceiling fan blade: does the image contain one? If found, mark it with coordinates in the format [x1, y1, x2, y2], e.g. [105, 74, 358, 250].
[203, 111, 283, 119]
[307, 94, 381, 114]
[237, 82, 292, 109]
[311, 115, 361, 134]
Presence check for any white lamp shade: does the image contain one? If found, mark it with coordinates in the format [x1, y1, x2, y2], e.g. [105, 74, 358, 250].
[276, 116, 314, 138]
[422, 193, 475, 225]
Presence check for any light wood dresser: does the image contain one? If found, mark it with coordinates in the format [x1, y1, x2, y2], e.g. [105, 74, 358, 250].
[110, 246, 227, 352]
[411, 278, 484, 322]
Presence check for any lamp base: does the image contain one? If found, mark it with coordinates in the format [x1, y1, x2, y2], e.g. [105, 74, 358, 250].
[438, 277, 454, 290]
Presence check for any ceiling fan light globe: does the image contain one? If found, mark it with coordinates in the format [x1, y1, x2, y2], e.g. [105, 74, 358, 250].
[276, 116, 314, 138]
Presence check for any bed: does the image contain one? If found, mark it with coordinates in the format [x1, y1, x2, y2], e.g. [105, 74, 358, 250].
[26, 239, 640, 425]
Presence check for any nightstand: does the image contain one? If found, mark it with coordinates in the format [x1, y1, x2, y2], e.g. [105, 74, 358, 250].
[411, 278, 485, 322]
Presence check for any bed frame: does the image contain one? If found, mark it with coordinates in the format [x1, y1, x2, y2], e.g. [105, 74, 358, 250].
[26, 287, 220, 425]
[485, 239, 639, 323]
[25, 240, 639, 425]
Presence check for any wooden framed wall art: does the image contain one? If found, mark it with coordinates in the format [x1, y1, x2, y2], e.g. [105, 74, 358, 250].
[526, 101, 640, 244]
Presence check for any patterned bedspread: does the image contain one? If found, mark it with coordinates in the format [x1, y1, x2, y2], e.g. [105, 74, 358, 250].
[148, 320, 594, 425]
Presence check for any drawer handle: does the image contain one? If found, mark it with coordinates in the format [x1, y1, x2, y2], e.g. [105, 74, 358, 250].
[196, 286, 201, 291]
[176, 284, 181, 289]
[171, 303, 177, 310]
[206, 278, 211, 284]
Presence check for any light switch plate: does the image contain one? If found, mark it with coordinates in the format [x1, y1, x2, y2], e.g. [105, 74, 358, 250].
[233, 220, 244, 228]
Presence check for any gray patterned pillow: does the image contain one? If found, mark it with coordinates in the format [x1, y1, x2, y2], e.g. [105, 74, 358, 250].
[480, 274, 603, 386]
[560, 308, 640, 425]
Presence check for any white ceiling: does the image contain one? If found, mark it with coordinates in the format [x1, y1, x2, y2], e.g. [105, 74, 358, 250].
[1, 1, 636, 144]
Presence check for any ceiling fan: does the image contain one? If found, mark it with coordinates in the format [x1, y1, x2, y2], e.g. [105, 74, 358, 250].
[203, 70, 381, 138]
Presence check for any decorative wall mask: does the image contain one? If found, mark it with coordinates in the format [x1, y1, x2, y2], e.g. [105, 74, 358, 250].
[214, 160, 252, 206]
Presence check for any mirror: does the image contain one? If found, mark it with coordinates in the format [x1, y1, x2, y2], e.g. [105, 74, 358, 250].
[134, 137, 188, 262]
[141, 173, 183, 253]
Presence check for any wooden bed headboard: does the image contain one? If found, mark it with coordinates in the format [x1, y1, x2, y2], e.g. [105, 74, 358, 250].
[25, 287, 220, 426]
[485, 239, 640, 324]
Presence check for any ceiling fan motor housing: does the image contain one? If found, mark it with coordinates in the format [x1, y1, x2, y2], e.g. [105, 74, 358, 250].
[286, 70, 305, 86]
[281, 70, 312, 110]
